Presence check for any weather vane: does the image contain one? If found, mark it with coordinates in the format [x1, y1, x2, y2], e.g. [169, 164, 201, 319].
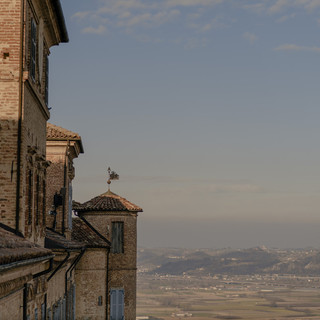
[107, 166, 119, 191]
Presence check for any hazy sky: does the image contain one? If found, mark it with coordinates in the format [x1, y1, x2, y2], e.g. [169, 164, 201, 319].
[50, 0, 320, 249]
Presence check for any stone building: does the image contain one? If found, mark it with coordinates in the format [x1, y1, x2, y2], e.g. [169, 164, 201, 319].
[72, 217, 111, 320]
[45, 122, 85, 319]
[46, 122, 84, 238]
[73, 190, 143, 320]
[0, 0, 143, 319]
[0, 0, 70, 319]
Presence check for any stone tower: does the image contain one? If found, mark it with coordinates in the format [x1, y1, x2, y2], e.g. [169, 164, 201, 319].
[74, 190, 143, 320]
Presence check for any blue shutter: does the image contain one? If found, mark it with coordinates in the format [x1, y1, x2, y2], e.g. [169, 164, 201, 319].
[110, 289, 125, 320]
[62, 297, 66, 319]
[118, 289, 124, 320]
[72, 284, 76, 320]
[41, 303, 46, 320]
[110, 289, 117, 320]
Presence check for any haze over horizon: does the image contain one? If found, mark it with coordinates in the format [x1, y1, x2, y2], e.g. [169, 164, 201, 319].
[50, 0, 320, 249]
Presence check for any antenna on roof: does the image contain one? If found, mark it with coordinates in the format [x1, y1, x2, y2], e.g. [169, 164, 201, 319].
[107, 166, 119, 191]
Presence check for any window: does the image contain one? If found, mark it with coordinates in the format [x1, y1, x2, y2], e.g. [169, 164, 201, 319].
[42, 179, 46, 226]
[35, 175, 40, 225]
[41, 304, 46, 320]
[111, 222, 124, 254]
[30, 19, 37, 81]
[68, 183, 72, 229]
[110, 289, 124, 320]
[45, 56, 49, 105]
[27, 169, 33, 225]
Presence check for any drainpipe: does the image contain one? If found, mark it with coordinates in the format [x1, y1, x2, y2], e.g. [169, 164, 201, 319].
[106, 247, 110, 320]
[23, 283, 28, 320]
[62, 140, 70, 235]
[65, 249, 85, 319]
[22, 258, 52, 320]
[78, 215, 111, 320]
[48, 251, 70, 281]
[16, 0, 25, 234]
[33, 257, 53, 278]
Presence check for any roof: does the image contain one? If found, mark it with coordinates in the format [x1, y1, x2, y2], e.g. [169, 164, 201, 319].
[72, 218, 110, 248]
[45, 229, 85, 250]
[51, 0, 69, 43]
[47, 123, 84, 153]
[0, 227, 52, 268]
[73, 190, 143, 213]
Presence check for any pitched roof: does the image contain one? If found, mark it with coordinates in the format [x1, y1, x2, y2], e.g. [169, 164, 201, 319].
[47, 123, 81, 140]
[47, 123, 84, 153]
[45, 229, 85, 250]
[73, 190, 143, 213]
[72, 218, 110, 248]
[0, 227, 52, 269]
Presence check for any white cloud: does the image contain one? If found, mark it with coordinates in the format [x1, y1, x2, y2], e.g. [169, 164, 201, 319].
[274, 43, 320, 52]
[82, 25, 107, 35]
[242, 3, 267, 14]
[268, 0, 290, 14]
[276, 13, 296, 22]
[72, 0, 225, 43]
[164, 0, 223, 7]
[242, 32, 258, 44]
[72, 11, 91, 20]
[242, 0, 320, 15]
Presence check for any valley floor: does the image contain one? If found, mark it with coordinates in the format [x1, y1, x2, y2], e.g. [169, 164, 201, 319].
[137, 273, 320, 320]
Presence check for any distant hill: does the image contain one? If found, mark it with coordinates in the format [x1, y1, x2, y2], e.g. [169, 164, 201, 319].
[138, 247, 320, 276]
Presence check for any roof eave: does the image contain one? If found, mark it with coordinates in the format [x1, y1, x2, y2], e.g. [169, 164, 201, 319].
[51, 0, 69, 43]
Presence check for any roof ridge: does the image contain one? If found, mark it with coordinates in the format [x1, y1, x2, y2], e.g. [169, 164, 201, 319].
[73, 192, 143, 213]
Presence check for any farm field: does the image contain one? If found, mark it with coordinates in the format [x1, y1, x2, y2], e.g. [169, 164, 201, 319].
[137, 273, 320, 320]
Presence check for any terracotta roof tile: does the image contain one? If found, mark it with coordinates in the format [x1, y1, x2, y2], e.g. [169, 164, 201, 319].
[46, 123, 84, 153]
[47, 123, 81, 140]
[0, 228, 52, 267]
[73, 191, 142, 213]
[72, 218, 110, 248]
[45, 229, 85, 250]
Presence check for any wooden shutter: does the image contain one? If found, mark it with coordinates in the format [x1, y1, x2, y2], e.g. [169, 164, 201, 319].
[118, 289, 124, 320]
[110, 289, 117, 320]
[112, 222, 124, 253]
[41, 303, 46, 320]
[110, 289, 124, 320]
[31, 19, 37, 81]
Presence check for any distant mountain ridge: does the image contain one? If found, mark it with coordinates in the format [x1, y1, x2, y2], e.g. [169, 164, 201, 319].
[138, 247, 320, 276]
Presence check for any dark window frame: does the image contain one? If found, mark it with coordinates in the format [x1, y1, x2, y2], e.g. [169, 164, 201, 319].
[111, 222, 124, 254]
[27, 169, 33, 225]
[30, 18, 37, 82]
[35, 174, 40, 225]
[45, 55, 49, 105]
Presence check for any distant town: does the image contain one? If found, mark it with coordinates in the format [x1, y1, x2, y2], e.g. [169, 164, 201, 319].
[137, 247, 320, 320]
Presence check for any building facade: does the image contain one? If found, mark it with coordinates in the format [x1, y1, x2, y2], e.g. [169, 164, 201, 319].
[73, 190, 143, 320]
[0, 0, 70, 319]
[0, 1, 142, 319]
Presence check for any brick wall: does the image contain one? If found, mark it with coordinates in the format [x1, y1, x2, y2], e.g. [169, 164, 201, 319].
[75, 249, 108, 319]
[0, 0, 21, 231]
[82, 212, 138, 320]
[0, 0, 50, 246]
